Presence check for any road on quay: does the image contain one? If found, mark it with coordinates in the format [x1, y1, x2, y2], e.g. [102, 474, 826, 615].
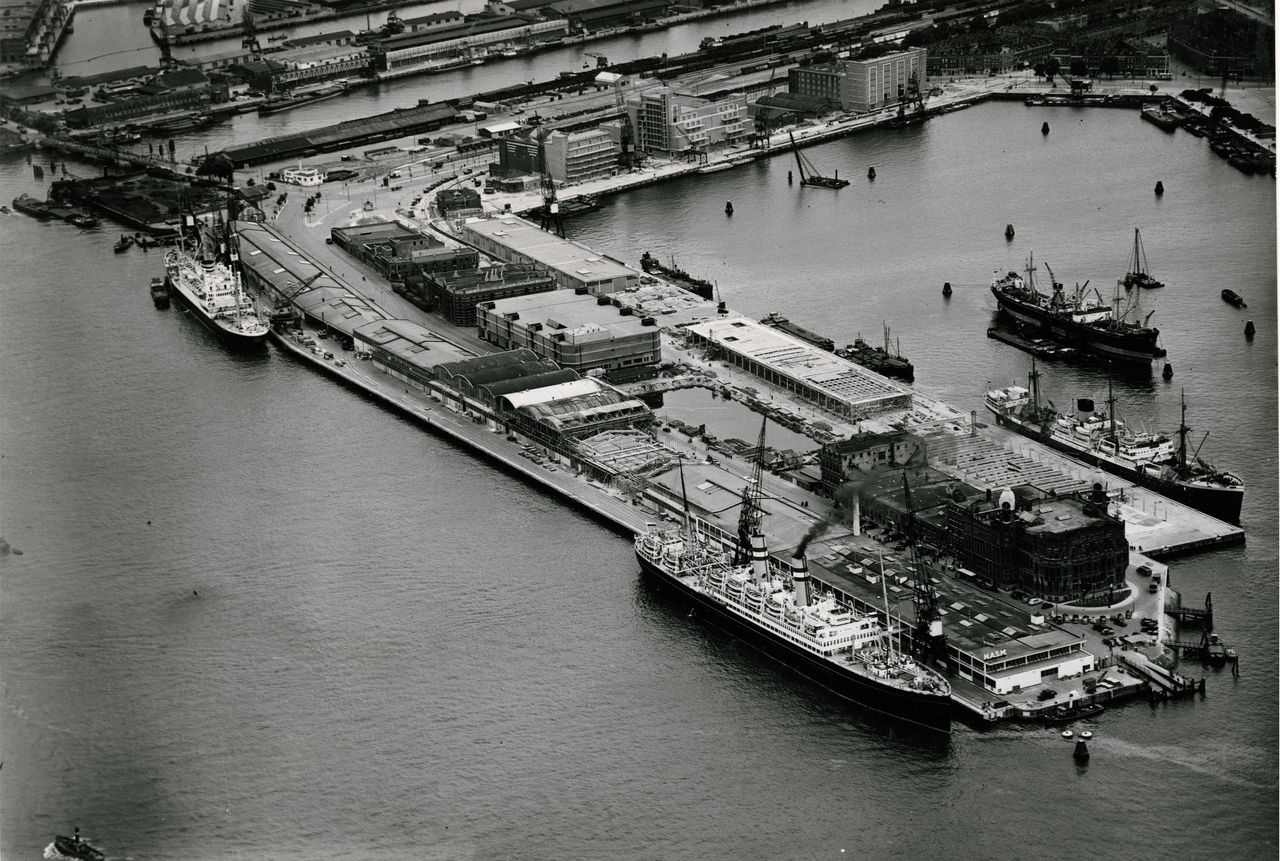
[269, 185, 497, 356]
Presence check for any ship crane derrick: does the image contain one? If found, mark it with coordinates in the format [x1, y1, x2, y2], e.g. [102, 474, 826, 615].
[536, 130, 563, 237]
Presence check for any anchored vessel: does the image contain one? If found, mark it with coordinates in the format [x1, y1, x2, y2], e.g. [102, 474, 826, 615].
[163, 216, 268, 347]
[990, 254, 1166, 363]
[985, 364, 1243, 524]
[1121, 228, 1163, 290]
[635, 517, 951, 731]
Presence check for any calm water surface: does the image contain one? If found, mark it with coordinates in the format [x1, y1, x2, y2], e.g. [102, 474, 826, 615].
[1, 97, 1276, 858]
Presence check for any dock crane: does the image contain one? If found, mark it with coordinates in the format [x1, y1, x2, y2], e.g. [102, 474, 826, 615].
[584, 51, 609, 68]
[788, 132, 848, 188]
[901, 471, 949, 669]
[241, 7, 261, 54]
[732, 417, 768, 567]
[536, 129, 563, 237]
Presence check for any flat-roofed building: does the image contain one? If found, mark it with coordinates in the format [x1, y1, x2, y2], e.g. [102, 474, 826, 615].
[373, 16, 567, 75]
[461, 215, 640, 295]
[353, 319, 473, 391]
[542, 127, 618, 185]
[331, 220, 477, 281]
[627, 87, 748, 155]
[788, 47, 927, 113]
[684, 316, 912, 420]
[435, 187, 483, 218]
[476, 289, 661, 374]
[945, 484, 1128, 605]
[425, 263, 556, 326]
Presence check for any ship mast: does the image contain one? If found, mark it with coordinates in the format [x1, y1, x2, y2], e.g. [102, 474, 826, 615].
[1106, 365, 1118, 445]
[1177, 389, 1190, 470]
[1028, 358, 1041, 414]
[879, 550, 895, 661]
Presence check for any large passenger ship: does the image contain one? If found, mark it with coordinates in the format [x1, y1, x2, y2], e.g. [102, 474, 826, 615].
[635, 524, 952, 732]
[990, 254, 1166, 363]
[985, 364, 1244, 524]
[163, 217, 268, 348]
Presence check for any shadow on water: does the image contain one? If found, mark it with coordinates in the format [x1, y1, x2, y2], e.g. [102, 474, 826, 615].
[632, 570, 954, 752]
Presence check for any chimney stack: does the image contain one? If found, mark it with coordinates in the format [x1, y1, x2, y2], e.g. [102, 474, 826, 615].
[851, 492, 861, 536]
[750, 531, 768, 582]
[790, 554, 810, 608]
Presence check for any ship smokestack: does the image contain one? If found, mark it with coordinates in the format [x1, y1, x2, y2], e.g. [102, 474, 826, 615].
[790, 554, 810, 608]
[750, 531, 768, 582]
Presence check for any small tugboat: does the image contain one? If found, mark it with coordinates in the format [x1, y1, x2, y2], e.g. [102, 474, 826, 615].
[52, 828, 106, 861]
[150, 275, 170, 308]
[113, 234, 133, 253]
[724, 201, 733, 216]
[1221, 289, 1246, 308]
[1005, 223, 1015, 239]
[1041, 121, 1050, 135]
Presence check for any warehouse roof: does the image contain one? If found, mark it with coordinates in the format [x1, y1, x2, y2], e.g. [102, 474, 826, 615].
[483, 289, 653, 337]
[463, 216, 639, 286]
[686, 316, 911, 414]
[434, 348, 540, 381]
[353, 319, 471, 367]
[500, 377, 604, 410]
[236, 220, 347, 296]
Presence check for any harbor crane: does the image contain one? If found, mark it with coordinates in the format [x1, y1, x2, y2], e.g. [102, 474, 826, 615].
[584, 51, 609, 68]
[732, 417, 768, 566]
[536, 130, 563, 237]
[901, 471, 949, 669]
[788, 133, 849, 188]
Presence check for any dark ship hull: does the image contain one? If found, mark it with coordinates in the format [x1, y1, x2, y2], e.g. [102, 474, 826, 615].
[991, 287, 1166, 363]
[637, 553, 952, 733]
[989, 408, 1243, 524]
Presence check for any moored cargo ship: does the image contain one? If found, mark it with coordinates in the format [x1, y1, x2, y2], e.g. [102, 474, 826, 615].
[990, 254, 1166, 363]
[163, 216, 268, 348]
[985, 364, 1243, 524]
[635, 524, 952, 733]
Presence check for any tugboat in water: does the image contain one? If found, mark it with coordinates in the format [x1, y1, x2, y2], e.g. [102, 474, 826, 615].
[50, 827, 106, 861]
[990, 253, 1166, 364]
[1221, 289, 1246, 308]
[113, 234, 133, 253]
[149, 275, 170, 308]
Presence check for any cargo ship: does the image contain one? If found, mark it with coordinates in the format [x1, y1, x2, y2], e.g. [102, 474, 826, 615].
[163, 216, 268, 347]
[256, 83, 348, 115]
[984, 364, 1244, 524]
[990, 254, 1166, 363]
[835, 324, 914, 382]
[639, 251, 713, 301]
[635, 522, 952, 733]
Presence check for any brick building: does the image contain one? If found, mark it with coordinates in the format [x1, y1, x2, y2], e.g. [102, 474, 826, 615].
[425, 263, 556, 326]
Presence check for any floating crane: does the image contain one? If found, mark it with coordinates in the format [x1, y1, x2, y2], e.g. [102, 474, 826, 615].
[788, 132, 848, 189]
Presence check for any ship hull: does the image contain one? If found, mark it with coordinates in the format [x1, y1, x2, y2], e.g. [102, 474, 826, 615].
[637, 553, 952, 733]
[167, 274, 268, 348]
[992, 288, 1165, 363]
[987, 407, 1243, 524]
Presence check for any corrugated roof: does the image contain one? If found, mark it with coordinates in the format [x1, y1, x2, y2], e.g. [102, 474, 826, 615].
[500, 377, 603, 410]
[435, 348, 539, 380]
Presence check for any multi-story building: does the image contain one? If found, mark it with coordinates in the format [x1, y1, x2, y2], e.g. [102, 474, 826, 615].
[331, 220, 477, 282]
[627, 87, 748, 155]
[476, 289, 662, 374]
[945, 485, 1129, 604]
[788, 47, 928, 113]
[436, 187, 483, 218]
[542, 127, 617, 185]
[818, 431, 926, 492]
[425, 263, 556, 326]
[461, 215, 640, 294]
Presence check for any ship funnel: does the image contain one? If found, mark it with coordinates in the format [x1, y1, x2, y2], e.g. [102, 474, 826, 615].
[789, 554, 810, 608]
[750, 531, 768, 581]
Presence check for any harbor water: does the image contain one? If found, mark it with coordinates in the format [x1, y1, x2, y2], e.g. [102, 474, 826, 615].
[1, 97, 1276, 857]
